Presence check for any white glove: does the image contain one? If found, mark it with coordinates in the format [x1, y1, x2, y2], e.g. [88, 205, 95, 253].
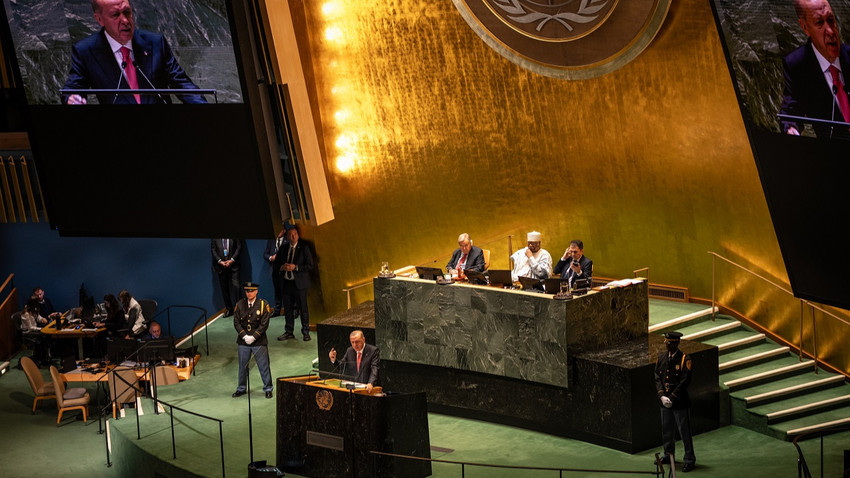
[243, 335, 256, 345]
[661, 396, 673, 408]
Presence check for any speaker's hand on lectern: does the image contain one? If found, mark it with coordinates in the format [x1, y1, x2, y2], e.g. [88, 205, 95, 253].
[329, 348, 337, 362]
[365, 383, 373, 392]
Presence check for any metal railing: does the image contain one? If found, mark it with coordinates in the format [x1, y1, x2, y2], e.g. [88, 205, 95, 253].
[792, 423, 850, 478]
[99, 367, 226, 477]
[709, 251, 850, 375]
[369, 450, 663, 477]
[341, 233, 516, 309]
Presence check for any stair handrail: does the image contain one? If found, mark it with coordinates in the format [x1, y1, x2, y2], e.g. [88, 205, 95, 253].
[708, 251, 850, 375]
[791, 422, 850, 478]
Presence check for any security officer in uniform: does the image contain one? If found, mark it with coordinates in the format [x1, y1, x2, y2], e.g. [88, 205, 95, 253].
[232, 282, 274, 399]
[654, 331, 696, 472]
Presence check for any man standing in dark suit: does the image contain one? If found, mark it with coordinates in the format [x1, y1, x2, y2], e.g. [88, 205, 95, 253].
[263, 228, 287, 316]
[553, 239, 593, 288]
[654, 331, 696, 473]
[328, 330, 380, 392]
[780, 0, 850, 136]
[211, 238, 241, 317]
[275, 226, 314, 341]
[63, 0, 206, 105]
[446, 233, 486, 280]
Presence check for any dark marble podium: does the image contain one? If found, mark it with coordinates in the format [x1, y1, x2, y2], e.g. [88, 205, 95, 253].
[276, 376, 431, 478]
[317, 278, 720, 453]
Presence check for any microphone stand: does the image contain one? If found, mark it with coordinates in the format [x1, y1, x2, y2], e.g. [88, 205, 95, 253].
[247, 359, 254, 464]
[347, 384, 356, 478]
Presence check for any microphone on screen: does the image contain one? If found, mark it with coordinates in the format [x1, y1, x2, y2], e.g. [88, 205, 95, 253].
[112, 61, 128, 104]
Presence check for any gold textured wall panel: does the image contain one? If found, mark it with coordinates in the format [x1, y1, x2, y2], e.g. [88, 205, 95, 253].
[268, 0, 849, 373]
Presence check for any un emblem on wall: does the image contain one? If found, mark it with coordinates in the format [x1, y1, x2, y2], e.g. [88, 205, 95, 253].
[316, 390, 334, 411]
[454, 0, 671, 79]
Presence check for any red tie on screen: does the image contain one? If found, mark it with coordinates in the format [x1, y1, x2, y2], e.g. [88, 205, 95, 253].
[357, 352, 362, 372]
[829, 65, 850, 121]
[120, 47, 141, 104]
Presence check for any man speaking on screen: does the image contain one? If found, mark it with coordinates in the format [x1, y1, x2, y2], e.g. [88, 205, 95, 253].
[63, 0, 207, 105]
[780, 0, 850, 136]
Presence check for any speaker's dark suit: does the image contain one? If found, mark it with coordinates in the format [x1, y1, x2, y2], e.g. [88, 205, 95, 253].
[274, 240, 314, 336]
[553, 254, 593, 285]
[446, 245, 486, 273]
[780, 40, 850, 136]
[63, 28, 206, 104]
[332, 343, 380, 386]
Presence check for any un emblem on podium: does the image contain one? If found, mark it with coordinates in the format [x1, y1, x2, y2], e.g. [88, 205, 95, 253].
[316, 390, 334, 411]
[453, 0, 671, 79]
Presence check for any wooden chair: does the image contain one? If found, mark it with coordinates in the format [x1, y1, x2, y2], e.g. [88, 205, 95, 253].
[20, 356, 55, 413]
[154, 365, 180, 387]
[482, 249, 491, 270]
[152, 365, 180, 413]
[49, 365, 89, 425]
[108, 367, 142, 419]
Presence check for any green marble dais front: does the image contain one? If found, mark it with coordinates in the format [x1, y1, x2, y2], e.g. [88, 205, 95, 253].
[374, 277, 649, 388]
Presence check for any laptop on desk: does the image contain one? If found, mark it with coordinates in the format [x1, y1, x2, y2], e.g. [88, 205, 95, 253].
[518, 276, 544, 292]
[543, 277, 569, 295]
[464, 269, 488, 285]
[487, 269, 513, 287]
[415, 266, 444, 281]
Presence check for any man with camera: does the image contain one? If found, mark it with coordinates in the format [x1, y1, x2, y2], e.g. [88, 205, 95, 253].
[553, 239, 593, 288]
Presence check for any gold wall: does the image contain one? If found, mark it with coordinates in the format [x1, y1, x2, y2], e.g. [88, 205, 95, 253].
[271, 0, 848, 372]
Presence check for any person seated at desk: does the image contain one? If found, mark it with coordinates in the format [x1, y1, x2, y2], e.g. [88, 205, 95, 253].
[143, 321, 167, 340]
[446, 233, 485, 280]
[119, 290, 146, 338]
[328, 330, 380, 392]
[32, 286, 61, 321]
[21, 297, 51, 365]
[510, 231, 552, 282]
[553, 239, 593, 288]
[95, 293, 127, 336]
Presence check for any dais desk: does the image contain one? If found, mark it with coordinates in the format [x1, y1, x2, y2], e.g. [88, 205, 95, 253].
[374, 276, 649, 387]
[363, 276, 718, 452]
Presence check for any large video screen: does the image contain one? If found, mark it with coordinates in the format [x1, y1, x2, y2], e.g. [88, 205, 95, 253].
[1, 0, 282, 238]
[4, 0, 241, 105]
[710, 0, 850, 310]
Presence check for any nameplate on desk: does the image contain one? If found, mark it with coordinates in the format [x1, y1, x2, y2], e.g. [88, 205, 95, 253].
[340, 380, 366, 390]
[81, 328, 98, 332]
[306, 431, 344, 451]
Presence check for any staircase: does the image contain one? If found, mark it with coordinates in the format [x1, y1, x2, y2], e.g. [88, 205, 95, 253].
[650, 301, 850, 441]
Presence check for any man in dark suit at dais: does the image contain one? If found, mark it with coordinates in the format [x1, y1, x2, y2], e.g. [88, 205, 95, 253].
[63, 0, 206, 105]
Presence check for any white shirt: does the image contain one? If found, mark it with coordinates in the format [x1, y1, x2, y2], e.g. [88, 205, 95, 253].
[811, 43, 845, 92]
[510, 247, 552, 282]
[103, 32, 135, 69]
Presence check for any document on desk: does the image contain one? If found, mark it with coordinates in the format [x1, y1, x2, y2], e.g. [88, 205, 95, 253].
[604, 278, 644, 288]
[81, 328, 99, 332]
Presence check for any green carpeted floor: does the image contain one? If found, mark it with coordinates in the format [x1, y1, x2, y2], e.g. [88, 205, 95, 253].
[1, 300, 847, 477]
